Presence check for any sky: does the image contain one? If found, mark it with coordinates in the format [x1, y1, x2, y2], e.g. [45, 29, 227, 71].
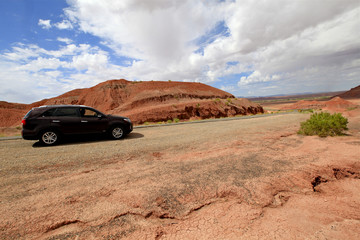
[0, 0, 359, 104]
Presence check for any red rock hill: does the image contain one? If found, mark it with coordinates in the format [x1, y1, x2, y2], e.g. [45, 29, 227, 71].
[1, 79, 264, 127]
[335, 85, 360, 99]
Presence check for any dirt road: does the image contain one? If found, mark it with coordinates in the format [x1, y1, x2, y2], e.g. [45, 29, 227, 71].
[1, 113, 360, 239]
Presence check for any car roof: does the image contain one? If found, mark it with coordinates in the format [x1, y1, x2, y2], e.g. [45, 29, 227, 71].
[37, 105, 90, 108]
[31, 105, 96, 112]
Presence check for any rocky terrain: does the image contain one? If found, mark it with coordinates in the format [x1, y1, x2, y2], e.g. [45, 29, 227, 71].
[0, 79, 263, 129]
[1, 111, 359, 239]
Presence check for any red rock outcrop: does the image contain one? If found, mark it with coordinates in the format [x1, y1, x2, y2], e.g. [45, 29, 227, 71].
[0, 79, 264, 127]
[335, 85, 360, 99]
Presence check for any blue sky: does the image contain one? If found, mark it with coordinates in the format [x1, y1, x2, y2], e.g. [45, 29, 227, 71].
[1, 0, 359, 103]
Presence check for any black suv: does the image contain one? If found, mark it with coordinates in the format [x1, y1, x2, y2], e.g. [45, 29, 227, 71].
[22, 105, 133, 145]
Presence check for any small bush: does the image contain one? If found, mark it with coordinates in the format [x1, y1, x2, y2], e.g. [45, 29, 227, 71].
[298, 109, 314, 113]
[167, 119, 173, 124]
[347, 106, 358, 111]
[298, 112, 348, 137]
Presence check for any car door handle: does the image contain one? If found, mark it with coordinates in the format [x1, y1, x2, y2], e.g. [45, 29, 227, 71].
[81, 120, 88, 123]
[52, 120, 60, 123]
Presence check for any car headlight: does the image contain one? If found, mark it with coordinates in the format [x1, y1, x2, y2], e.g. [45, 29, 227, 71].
[124, 118, 131, 123]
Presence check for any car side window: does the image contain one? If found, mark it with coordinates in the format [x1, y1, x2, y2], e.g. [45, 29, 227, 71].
[42, 108, 57, 117]
[80, 108, 99, 117]
[53, 108, 79, 117]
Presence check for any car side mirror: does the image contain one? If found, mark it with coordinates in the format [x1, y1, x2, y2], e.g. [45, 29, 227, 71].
[97, 114, 103, 119]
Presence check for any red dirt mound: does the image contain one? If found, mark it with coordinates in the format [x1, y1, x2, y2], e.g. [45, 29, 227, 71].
[0, 79, 264, 127]
[335, 85, 360, 99]
[282, 97, 358, 113]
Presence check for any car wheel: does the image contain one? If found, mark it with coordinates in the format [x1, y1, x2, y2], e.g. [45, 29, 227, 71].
[40, 130, 60, 146]
[109, 126, 124, 139]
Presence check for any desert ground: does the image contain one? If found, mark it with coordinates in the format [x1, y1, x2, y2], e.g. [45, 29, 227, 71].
[1, 106, 360, 239]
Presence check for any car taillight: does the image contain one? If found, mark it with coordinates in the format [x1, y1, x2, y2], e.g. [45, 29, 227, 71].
[21, 119, 26, 126]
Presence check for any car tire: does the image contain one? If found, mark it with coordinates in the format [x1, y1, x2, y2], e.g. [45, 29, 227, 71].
[39, 130, 60, 146]
[109, 125, 125, 140]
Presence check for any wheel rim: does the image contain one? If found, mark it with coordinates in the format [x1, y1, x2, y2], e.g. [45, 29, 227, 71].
[112, 127, 123, 139]
[42, 131, 57, 145]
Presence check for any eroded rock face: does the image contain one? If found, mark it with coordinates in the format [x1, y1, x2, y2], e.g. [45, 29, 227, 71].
[121, 98, 264, 124]
[0, 79, 263, 127]
[335, 85, 360, 99]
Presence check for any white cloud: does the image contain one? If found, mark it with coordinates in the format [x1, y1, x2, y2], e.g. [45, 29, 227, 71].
[55, 20, 73, 30]
[238, 71, 279, 86]
[57, 37, 73, 44]
[71, 51, 109, 71]
[38, 19, 51, 29]
[0, 43, 127, 103]
[16, 57, 63, 72]
[64, 0, 225, 71]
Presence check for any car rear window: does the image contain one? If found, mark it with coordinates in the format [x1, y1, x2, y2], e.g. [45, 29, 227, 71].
[42, 108, 57, 117]
[24, 110, 33, 118]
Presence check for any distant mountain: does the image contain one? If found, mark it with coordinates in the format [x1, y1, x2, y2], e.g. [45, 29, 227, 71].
[247, 91, 346, 101]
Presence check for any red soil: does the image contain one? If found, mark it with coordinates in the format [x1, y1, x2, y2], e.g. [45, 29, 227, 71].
[0, 79, 263, 128]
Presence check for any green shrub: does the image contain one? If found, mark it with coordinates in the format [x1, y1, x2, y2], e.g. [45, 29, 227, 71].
[173, 118, 180, 123]
[298, 109, 314, 113]
[167, 119, 173, 124]
[347, 106, 358, 111]
[298, 112, 348, 137]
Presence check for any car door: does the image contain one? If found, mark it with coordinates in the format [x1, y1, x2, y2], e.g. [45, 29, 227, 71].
[50, 107, 82, 134]
[79, 107, 108, 134]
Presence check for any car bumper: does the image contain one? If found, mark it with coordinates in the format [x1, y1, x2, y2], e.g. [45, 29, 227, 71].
[22, 129, 39, 140]
[127, 123, 133, 134]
